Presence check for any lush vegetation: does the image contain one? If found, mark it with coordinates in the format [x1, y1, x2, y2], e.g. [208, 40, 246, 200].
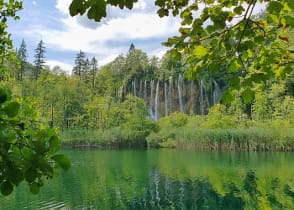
[0, 1, 69, 196]
[10, 39, 294, 151]
[70, 0, 294, 103]
[1, 0, 294, 196]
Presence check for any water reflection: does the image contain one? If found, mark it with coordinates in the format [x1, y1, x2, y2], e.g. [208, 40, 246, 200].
[1, 150, 294, 209]
[101, 169, 294, 210]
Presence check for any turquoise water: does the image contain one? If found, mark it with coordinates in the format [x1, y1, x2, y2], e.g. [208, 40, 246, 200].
[1, 149, 294, 209]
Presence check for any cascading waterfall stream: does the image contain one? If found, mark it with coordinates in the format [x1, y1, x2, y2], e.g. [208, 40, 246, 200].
[154, 80, 160, 121]
[199, 80, 204, 115]
[118, 86, 123, 101]
[204, 83, 210, 110]
[149, 80, 155, 120]
[164, 81, 168, 116]
[128, 77, 222, 120]
[213, 79, 221, 105]
[132, 78, 136, 97]
[190, 81, 195, 114]
[178, 75, 184, 113]
[168, 77, 173, 115]
[144, 80, 147, 101]
[139, 80, 143, 98]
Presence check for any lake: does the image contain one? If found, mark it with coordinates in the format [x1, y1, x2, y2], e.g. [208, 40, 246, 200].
[1, 149, 294, 209]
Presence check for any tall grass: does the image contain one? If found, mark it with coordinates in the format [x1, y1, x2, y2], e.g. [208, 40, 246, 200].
[61, 127, 124, 148]
[60, 127, 147, 148]
[174, 127, 294, 151]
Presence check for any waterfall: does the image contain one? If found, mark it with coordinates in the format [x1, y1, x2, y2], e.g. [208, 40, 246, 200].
[132, 78, 136, 97]
[139, 80, 143, 97]
[204, 83, 210, 110]
[144, 80, 147, 101]
[199, 80, 204, 115]
[190, 81, 195, 114]
[149, 80, 155, 120]
[164, 81, 168, 116]
[169, 77, 173, 113]
[213, 79, 221, 105]
[178, 75, 184, 113]
[154, 80, 160, 121]
[118, 86, 123, 101]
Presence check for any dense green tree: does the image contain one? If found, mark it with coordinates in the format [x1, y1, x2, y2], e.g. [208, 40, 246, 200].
[16, 39, 28, 81]
[33, 40, 46, 80]
[69, 0, 294, 103]
[120, 95, 158, 145]
[90, 57, 98, 91]
[72, 50, 86, 80]
[125, 45, 149, 82]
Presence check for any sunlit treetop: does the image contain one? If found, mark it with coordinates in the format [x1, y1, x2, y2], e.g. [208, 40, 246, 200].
[70, 0, 294, 104]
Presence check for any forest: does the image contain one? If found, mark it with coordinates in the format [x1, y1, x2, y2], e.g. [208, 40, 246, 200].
[1, 0, 294, 198]
[7, 38, 294, 151]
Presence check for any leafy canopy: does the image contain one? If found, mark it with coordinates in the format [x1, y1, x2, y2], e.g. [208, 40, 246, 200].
[0, 0, 70, 196]
[69, 0, 294, 103]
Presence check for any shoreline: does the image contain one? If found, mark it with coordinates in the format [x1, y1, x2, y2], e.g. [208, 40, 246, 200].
[62, 141, 294, 152]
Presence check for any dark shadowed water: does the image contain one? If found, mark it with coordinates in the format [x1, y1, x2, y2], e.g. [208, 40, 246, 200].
[1, 149, 294, 209]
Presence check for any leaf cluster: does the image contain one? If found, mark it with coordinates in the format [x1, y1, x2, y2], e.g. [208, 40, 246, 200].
[69, 0, 138, 21]
[69, 0, 294, 104]
[0, 88, 70, 196]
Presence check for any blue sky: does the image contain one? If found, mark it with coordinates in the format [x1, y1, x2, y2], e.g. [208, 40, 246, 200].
[8, 0, 181, 73]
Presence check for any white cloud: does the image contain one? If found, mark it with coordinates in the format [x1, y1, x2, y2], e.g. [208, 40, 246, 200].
[47, 60, 73, 74]
[56, 0, 71, 15]
[36, 13, 179, 50]
[32, 1, 37, 6]
[23, 1, 180, 65]
[14, 0, 179, 70]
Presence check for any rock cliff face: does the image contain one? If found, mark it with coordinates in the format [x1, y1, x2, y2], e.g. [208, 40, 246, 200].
[121, 75, 222, 120]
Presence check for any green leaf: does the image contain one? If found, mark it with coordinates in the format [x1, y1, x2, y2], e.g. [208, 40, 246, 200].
[233, 6, 245, 15]
[284, 15, 294, 27]
[52, 154, 71, 171]
[288, 1, 294, 9]
[222, 90, 234, 104]
[49, 135, 61, 153]
[254, 35, 264, 44]
[157, 8, 168, 17]
[32, 140, 48, 155]
[29, 182, 40, 194]
[267, 1, 283, 14]
[9, 168, 24, 186]
[251, 73, 267, 83]
[25, 168, 38, 183]
[194, 45, 208, 58]
[267, 14, 279, 24]
[69, 0, 85, 16]
[1, 180, 13, 196]
[0, 88, 8, 104]
[22, 148, 35, 161]
[39, 161, 54, 176]
[241, 88, 255, 104]
[4, 102, 20, 117]
[228, 60, 241, 72]
[87, 1, 106, 21]
[229, 77, 240, 90]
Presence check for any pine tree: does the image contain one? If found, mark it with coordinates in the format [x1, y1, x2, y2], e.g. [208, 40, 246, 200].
[17, 39, 28, 81]
[128, 43, 135, 54]
[90, 57, 98, 90]
[84, 58, 91, 82]
[34, 40, 46, 80]
[72, 50, 86, 80]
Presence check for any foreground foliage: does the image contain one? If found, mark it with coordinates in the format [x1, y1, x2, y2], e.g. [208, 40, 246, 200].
[70, 0, 294, 103]
[0, 0, 69, 196]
